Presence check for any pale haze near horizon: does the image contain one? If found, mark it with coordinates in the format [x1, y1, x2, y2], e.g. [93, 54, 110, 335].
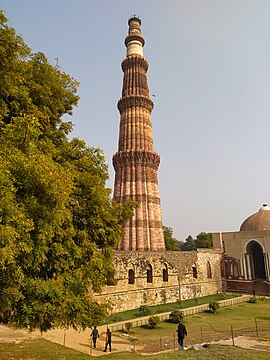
[1, 0, 270, 241]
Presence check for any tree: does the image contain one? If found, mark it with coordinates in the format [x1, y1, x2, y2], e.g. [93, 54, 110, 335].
[181, 235, 196, 251]
[181, 232, 213, 250]
[195, 232, 213, 248]
[163, 226, 183, 251]
[0, 12, 135, 332]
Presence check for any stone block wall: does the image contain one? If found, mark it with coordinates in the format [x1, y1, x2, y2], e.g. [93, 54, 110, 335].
[94, 249, 222, 313]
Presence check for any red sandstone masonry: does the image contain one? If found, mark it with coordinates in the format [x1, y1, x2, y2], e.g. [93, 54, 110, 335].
[113, 17, 165, 251]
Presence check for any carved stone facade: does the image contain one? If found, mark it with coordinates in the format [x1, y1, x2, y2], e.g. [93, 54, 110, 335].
[213, 231, 270, 294]
[95, 249, 222, 313]
[213, 205, 270, 295]
[113, 17, 165, 252]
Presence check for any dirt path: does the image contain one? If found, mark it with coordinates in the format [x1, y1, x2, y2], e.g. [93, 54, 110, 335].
[1, 324, 270, 355]
[0, 324, 134, 356]
[211, 335, 270, 352]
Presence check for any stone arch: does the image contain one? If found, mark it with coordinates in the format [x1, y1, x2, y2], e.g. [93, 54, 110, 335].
[162, 263, 168, 282]
[192, 263, 198, 279]
[246, 240, 266, 280]
[245, 239, 266, 253]
[206, 261, 212, 279]
[146, 263, 153, 283]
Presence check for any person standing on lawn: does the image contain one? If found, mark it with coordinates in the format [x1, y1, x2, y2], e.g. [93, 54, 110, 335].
[177, 321, 187, 349]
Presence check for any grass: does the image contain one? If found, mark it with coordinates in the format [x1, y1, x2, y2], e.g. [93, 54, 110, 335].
[0, 339, 89, 360]
[0, 341, 270, 360]
[104, 293, 239, 323]
[124, 298, 270, 348]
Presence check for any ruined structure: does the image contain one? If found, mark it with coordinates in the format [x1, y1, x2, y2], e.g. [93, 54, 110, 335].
[113, 16, 165, 251]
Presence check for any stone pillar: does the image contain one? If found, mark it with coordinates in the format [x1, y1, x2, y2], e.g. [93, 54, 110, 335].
[113, 17, 165, 251]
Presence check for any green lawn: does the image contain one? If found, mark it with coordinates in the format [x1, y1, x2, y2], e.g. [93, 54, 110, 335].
[124, 298, 270, 352]
[104, 293, 239, 323]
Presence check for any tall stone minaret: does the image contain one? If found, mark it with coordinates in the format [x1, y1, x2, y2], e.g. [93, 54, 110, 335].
[113, 16, 165, 252]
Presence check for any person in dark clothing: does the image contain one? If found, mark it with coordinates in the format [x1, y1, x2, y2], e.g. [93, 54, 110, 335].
[177, 321, 187, 349]
[90, 325, 99, 349]
[103, 328, 112, 352]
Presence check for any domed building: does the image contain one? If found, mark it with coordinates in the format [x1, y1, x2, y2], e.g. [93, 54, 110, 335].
[240, 204, 270, 231]
[212, 205, 270, 295]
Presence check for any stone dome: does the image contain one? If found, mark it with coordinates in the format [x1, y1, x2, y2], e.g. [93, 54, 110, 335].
[240, 204, 270, 231]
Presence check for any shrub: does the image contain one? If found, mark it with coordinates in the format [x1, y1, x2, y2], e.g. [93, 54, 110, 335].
[177, 299, 183, 308]
[209, 300, 219, 313]
[124, 322, 132, 334]
[148, 316, 160, 328]
[139, 305, 150, 315]
[217, 292, 226, 300]
[169, 310, 184, 323]
[247, 296, 257, 304]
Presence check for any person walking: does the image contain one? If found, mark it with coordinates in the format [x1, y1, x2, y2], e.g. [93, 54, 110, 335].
[103, 328, 112, 352]
[177, 321, 187, 349]
[90, 325, 99, 349]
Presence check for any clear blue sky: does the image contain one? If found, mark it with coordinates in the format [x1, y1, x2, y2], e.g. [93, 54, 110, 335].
[1, 0, 270, 241]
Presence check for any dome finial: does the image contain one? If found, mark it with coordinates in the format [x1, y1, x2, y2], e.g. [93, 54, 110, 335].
[240, 204, 270, 231]
[260, 204, 270, 211]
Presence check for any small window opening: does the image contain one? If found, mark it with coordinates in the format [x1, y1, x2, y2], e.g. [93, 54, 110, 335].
[147, 265, 153, 283]
[206, 261, 212, 279]
[192, 265, 198, 279]
[128, 269, 135, 284]
[163, 264, 168, 282]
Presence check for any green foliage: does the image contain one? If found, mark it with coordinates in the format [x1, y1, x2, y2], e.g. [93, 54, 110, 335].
[181, 233, 213, 250]
[181, 235, 196, 251]
[148, 315, 160, 328]
[139, 305, 151, 316]
[163, 226, 183, 251]
[104, 294, 238, 323]
[124, 322, 132, 334]
[217, 292, 226, 300]
[0, 12, 136, 332]
[169, 310, 184, 323]
[209, 300, 220, 313]
[247, 296, 257, 304]
[195, 232, 213, 248]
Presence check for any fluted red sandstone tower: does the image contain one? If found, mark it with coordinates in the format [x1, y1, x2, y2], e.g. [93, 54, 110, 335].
[113, 17, 165, 251]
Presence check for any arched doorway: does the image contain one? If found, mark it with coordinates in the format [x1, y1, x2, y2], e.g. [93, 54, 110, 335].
[247, 241, 266, 280]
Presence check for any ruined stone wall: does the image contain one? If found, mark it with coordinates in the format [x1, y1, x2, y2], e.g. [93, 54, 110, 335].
[94, 250, 222, 313]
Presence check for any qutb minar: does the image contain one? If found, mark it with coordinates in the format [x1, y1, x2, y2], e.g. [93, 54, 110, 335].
[113, 16, 165, 251]
[96, 17, 223, 313]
